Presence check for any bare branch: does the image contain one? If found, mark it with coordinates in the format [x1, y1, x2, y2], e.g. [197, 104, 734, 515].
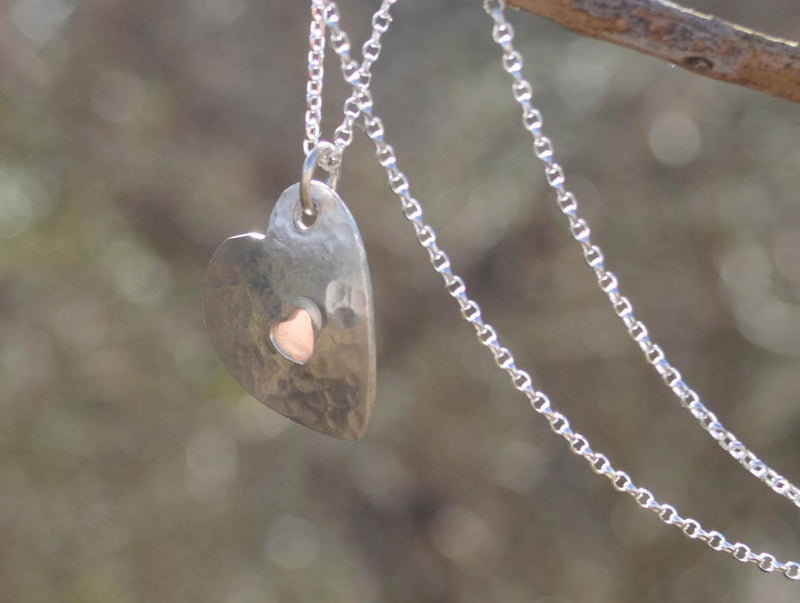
[507, 0, 800, 103]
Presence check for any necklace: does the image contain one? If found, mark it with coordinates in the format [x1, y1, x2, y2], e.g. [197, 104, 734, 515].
[204, 0, 800, 581]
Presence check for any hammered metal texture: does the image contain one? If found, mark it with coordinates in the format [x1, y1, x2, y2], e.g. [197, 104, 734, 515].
[203, 182, 375, 440]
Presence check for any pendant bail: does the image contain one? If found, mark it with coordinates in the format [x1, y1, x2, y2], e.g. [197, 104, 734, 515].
[301, 141, 340, 219]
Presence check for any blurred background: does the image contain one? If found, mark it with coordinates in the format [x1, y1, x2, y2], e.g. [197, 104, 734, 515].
[2, 0, 800, 601]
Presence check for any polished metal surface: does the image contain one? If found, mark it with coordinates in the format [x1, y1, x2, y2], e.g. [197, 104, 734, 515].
[203, 181, 375, 440]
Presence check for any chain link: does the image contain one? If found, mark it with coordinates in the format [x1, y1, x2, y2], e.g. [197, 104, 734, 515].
[313, 0, 800, 580]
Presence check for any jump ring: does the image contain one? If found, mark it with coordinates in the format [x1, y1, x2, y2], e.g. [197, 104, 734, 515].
[301, 141, 340, 217]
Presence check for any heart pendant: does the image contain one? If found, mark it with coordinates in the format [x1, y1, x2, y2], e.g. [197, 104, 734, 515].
[202, 181, 375, 440]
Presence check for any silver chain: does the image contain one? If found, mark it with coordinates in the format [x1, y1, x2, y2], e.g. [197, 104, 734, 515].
[303, 0, 396, 173]
[485, 1, 800, 513]
[312, 0, 800, 580]
[303, 0, 326, 157]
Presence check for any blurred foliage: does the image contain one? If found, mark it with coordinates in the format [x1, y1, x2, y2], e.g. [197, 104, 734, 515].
[2, 0, 800, 601]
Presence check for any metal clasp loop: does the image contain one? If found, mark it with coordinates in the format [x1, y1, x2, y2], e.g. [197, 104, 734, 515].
[301, 142, 340, 219]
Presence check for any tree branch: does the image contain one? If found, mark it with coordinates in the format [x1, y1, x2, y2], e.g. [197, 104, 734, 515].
[507, 0, 800, 103]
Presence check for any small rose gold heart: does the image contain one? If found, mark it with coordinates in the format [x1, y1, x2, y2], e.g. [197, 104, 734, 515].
[269, 308, 315, 365]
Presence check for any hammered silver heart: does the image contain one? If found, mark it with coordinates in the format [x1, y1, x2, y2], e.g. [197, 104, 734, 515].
[202, 182, 375, 440]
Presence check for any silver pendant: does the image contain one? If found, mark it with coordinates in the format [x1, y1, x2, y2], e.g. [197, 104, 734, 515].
[202, 175, 375, 440]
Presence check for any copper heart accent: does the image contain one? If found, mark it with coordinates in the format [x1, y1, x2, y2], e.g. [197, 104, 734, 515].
[270, 307, 315, 365]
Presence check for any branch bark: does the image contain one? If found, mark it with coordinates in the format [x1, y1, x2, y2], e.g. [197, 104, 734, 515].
[506, 0, 800, 103]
